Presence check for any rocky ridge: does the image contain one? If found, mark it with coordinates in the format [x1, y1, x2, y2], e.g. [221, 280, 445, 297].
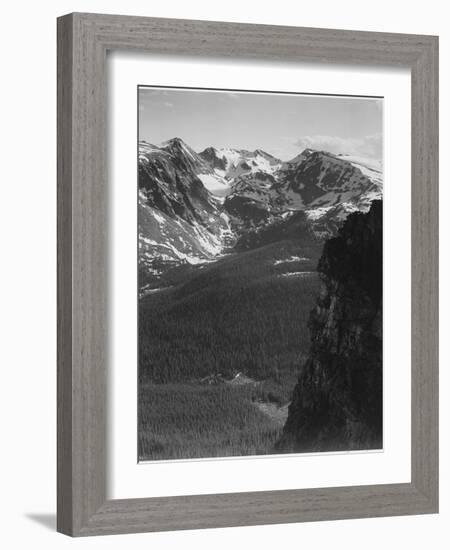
[278, 200, 383, 452]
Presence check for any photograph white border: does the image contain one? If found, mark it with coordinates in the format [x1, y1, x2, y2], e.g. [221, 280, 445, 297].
[107, 51, 411, 499]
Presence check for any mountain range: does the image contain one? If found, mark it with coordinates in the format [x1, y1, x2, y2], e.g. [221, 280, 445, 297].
[138, 137, 382, 293]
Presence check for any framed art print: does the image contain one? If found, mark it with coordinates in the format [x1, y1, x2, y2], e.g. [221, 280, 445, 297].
[57, 13, 438, 536]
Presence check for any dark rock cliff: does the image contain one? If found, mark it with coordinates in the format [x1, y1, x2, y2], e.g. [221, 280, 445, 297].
[199, 146, 228, 171]
[278, 200, 383, 452]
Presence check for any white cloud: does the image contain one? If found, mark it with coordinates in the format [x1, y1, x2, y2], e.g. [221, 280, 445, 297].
[294, 133, 382, 160]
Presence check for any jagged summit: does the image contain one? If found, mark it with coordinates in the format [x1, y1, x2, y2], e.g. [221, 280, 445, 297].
[161, 136, 187, 147]
[254, 148, 280, 161]
[279, 148, 379, 207]
[161, 136, 200, 157]
[284, 148, 316, 166]
[199, 146, 282, 181]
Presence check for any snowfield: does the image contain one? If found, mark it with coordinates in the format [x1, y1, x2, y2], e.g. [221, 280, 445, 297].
[274, 256, 310, 265]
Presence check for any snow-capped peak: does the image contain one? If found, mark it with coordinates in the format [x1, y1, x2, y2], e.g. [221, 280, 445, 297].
[160, 137, 198, 158]
[199, 146, 282, 181]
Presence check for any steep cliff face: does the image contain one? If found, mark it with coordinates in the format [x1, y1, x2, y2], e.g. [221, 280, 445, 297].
[278, 200, 383, 452]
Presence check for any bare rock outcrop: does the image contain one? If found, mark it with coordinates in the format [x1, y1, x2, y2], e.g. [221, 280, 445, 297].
[278, 200, 383, 452]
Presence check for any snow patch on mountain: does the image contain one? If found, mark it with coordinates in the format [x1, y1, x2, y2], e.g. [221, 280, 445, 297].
[197, 173, 233, 196]
[337, 154, 383, 186]
[139, 201, 228, 274]
[199, 146, 282, 185]
[305, 206, 334, 221]
[279, 271, 315, 278]
[274, 256, 310, 266]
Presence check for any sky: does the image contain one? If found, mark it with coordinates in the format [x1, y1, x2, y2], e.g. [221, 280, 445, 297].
[138, 86, 383, 162]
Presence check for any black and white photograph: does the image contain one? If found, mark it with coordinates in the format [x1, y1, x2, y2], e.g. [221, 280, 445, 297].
[138, 86, 383, 461]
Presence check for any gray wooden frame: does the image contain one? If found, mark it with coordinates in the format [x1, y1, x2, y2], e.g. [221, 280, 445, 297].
[57, 12, 439, 537]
